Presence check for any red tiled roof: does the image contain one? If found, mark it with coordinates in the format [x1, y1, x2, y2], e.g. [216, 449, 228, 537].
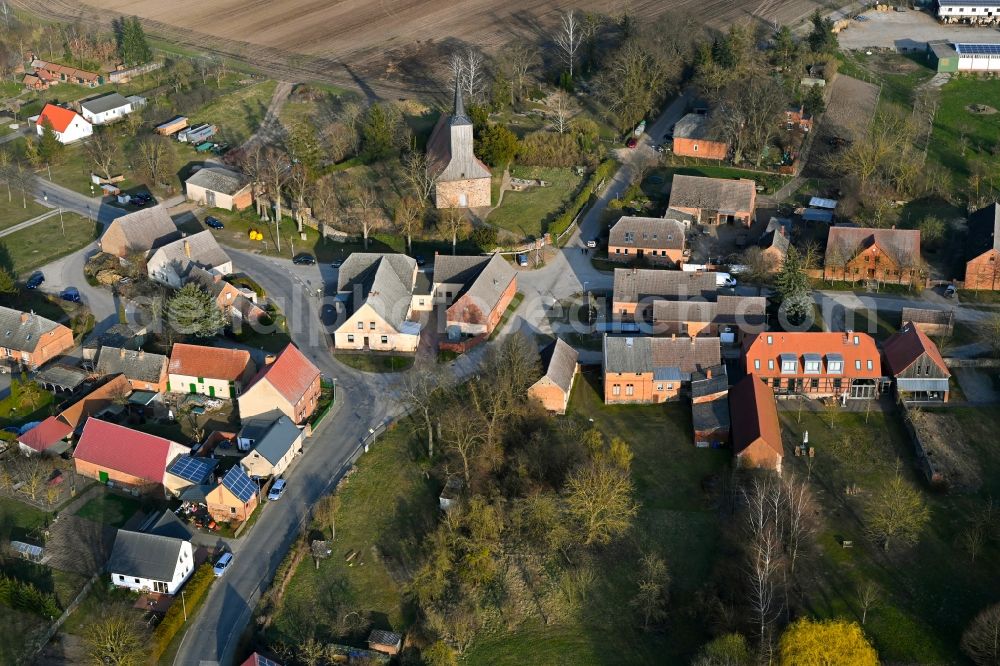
[73, 419, 180, 483]
[169, 343, 251, 381]
[244, 344, 320, 404]
[59, 374, 131, 429]
[743, 331, 882, 378]
[18, 416, 73, 453]
[37, 103, 80, 133]
[883, 322, 950, 377]
[729, 374, 782, 458]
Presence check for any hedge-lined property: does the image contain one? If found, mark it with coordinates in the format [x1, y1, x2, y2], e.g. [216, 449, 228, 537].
[151, 564, 214, 659]
[549, 158, 617, 241]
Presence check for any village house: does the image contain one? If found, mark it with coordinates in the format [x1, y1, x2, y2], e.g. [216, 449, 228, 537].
[758, 218, 791, 273]
[607, 216, 687, 267]
[652, 294, 767, 343]
[168, 344, 255, 398]
[205, 465, 260, 523]
[432, 254, 517, 337]
[0, 306, 74, 371]
[240, 417, 304, 479]
[187, 267, 265, 330]
[73, 418, 189, 493]
[823, 226, 923, 286]
[238, 344, 321, 424]
[333, 253, 422, 353]
[668, 174, 756, 227]
[965, 203, 1000, 290]
[426, 82, 491, 208]
[612, 268, 718, 322]
[184, 167, 253, 211]
[31, 59, 102, 86]
[603, 335, 721, 404]
[883, 322, 951, 403]
[146, 230, 233, 289]
[743, 331, 883, 400]
[900, 307, 955, 338]
[730, 374, 783, 473]
[18, 374, 132, 456]
[98, 206, 182, 258]
[22, 74, 47, 90]
[785, 105, 813, 132]
[35, 103, 92, 144]
[691, 365, 730, 448]
[164, 454, 219, 498]
[528, 338, 580, 414]
[96, 346, 168, 393]
[107, 513, 194, 595]
[671, 113, 729, 160]
[79, 92, 133, 125]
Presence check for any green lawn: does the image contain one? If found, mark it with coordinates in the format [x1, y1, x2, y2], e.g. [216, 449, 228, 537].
[195, 80, 278, 146]
[0, 381, 56, 428]
[74, 492, 140, 528]
[0, 198, 49, 231]
[0, 496, 51, 541]
[487, 166, 584, 240]
[487, 292, 524, 340]
[651, 164, 789, 197]
[929, 77, 1000, 184]
[2, 212, 100, 275]
[333, 353, 415, 373]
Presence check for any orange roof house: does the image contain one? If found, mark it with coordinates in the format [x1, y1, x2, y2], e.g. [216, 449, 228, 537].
[237, 344, 321, 424]
[883, 322, 951, 403]
[35, 103, 93, 144]
[167, 344, 255, 399]
[730, 374, 783, 472]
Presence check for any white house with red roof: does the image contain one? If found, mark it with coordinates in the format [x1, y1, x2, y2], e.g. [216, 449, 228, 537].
[237, 344, 321, 424]
[35, 103, 92, 144]
[73, 418, 189, 494]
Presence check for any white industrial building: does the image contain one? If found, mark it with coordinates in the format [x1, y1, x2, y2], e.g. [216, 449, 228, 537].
[937, 0, 1000, 23]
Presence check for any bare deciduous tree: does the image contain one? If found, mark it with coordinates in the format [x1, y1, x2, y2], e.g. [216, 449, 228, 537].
[438, 208, 468, 255]
[287, 163, 311, 232]
[401, 150, 436, 202]
[17, 456, 47, 501]
[555, 10, 586, 79]
[85, 605, 147, 666]
[500, 41, 539, 104]
[743, 476, 783, 650]
[394, 196, 423, 254]
[857, 581, 879, 626]
[350, 183, 380, 250]
[463, 48, 486, 103]
[565, 460, 638, 545]
[399, 361, 451, 459]
[440, 409, 486, 484]
[864, 466, 929, 552]
[961, 602, 1000, 666]
[631, 552, 670, 630]
[134, 135, 174, 189]
[260, 145, 292, 251]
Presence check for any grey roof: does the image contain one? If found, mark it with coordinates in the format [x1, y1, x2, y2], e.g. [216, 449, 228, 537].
[435, 254, 516, 312]
[239, 419, 272, 443]
[425, 81, 491, 183]
[185, 167, 248, 195]
[145, 510, 193, 541]
[673, 113, 721, 142]
[369, 629, 403, 647]
[36, 364, 88, 390]
[901, 307, 954, 326]
[663, 208, 696, 226]
[693, 398, 731, 432]
[96, 346, 167, 384]
[968, 203, 1000, 259]
[668, 174, 756, 214]
[107, 530, 185, 582]
[539, 338, 579, 393]
[149, 230, 231, 277]
[653, 300, 717, 323]
[337, 253, 417, 329]
[691, 365, 729, 398]
[609, 217, 685, 250]
[613, 268, 717, 304]
[826, 226, 922, 266]
[104, 206, 181, 254]
[760, 217, 791, 254]
[715, 295, 767, 328]
[0, 306, 64, 353]
[603, 335, 721, 376]
[80, 92, 130, 115]
[251, 416, 301, 466]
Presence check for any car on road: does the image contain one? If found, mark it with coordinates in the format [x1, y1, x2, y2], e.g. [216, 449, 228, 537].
[944, 284, 958, 298]
[213, 552, 233, 577]
[586, 239, 597, 248]
[625, 137, 638, 149]
[205, 216, 224, 230]
[268, 479, 287, 501]
[59, 287, 81, 303]
[329, 259, 342, 268]
[292, 253, 316, 265]
[26, 272, 44, 289]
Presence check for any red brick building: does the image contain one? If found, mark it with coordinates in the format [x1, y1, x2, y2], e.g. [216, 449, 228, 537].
[823, 226, 923, 286]
[965, 203, 1000, 291]
[730, 374, 783, 473]
[671, 113, 729, 160]
[668, 175, 756, 227]
[603, 335, 721, 404]
[883, 322, 951, 403]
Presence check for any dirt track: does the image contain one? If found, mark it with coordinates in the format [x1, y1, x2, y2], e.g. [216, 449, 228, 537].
[16, 0, 826, 98]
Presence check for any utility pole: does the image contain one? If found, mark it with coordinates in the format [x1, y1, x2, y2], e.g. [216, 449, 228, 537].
[182, 590, 188, 621]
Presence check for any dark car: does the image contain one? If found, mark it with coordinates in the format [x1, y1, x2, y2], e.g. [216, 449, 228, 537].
[626, 137, 638, 149]
[414, 255, 427, 266]
[205, 216, 224, 230]
[26, 272, 44, 289]
[132, 193, 153, 206]
[60, 287, 81, 303]
[292, 253, 316, 265]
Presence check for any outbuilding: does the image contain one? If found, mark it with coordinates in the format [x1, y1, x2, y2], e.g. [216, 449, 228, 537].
[185, 167, 252, 211]
[79, 92, 133, 125]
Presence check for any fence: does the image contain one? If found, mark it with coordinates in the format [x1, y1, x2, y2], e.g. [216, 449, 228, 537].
[439, 333, 487, 354]
[944, 358, 1000, 368]
[898, 401, 943, 485]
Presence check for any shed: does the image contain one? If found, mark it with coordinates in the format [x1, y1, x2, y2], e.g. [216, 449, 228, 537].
[368, 629, 403, 656]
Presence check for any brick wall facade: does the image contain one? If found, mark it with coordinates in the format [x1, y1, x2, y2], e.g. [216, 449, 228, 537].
[965, 249, 1000, 290]
[607, 246, 684, 267]
[435, 177, 491, 209]
[672, 137, 728, 160]
[604, 371, 682, 403]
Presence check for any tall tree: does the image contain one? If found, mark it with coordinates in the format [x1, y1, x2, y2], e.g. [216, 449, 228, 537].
[774, 246, 811, 326]
[631, 552, 670, 630]
[961, 602, 1000, 666]
[477, 123, 519, 168]
[84, 127, 121, 180]
[165, 283, 225, 338]
[401, 150, 436, 202]
[778, 618, 878, 666]
[863, 468, 929, 551]
[134, 135, 175, 188]
[260, 145, 291, 250]
[554, 10, 587, 79]
[350, 183, 380, 250]
[438, 208, 467, 255]
[85, 605, 147, 666]
[565, 460, 638, 545]
[807, 10, 838, 53]
[394, 196, 423, 254]
[38, 118, 64, 164]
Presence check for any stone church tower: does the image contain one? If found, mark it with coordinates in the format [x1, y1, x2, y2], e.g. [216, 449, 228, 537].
[426, 81, 492, 208]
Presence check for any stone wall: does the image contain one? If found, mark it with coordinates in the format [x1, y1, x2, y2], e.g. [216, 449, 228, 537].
[435, 176, 491, 209]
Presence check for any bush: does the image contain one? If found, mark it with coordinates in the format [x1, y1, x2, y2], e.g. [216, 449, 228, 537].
[472, 226, 499, 252]
[151, 564, 214, 659]
[0, 575, 61, 619]
[547, 159, 618, 241]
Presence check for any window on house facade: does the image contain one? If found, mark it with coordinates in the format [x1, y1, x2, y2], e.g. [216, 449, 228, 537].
[616, 248, 621, 254]
[134, 578, 140, 583]
[624, 232, 635, 243]
[657, 384, 664, 391]
[667, 383, 674, 390]
[118, 575, 125, 581]
[347, 335, 354, 343]
[828, 360, 843, 373]
[855, 360, 862, 371]
[230, 506, 236, 514]
[810, 378, 819, 390]
[867, 360, 873, 370]
[612, 384, 621, 396]
[780, 355, 797, 373]
[754, 359, 761, 370]
[357, 321, 363, 330]
[381, 335, 388, 344]
[768, 359, 774, 370]
[370, 322, 376, 330]
[625, 384, 635, 396]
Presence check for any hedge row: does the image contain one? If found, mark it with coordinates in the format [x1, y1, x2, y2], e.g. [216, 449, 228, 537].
[151, 564, 215, 659]
[547, 159, 618, 241]
[0, 575, 61, 619]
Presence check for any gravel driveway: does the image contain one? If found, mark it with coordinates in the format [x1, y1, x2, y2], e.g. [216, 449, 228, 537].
[838, 10, 1000, 50]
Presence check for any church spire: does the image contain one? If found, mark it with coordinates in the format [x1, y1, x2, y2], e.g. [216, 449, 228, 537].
[451, 74, 470, 126]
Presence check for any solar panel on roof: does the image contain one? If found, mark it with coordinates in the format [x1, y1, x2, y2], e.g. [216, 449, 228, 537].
[167, 456, 214, 484]
[956, 43, 1000, 55]
[222, 466, 257, 503]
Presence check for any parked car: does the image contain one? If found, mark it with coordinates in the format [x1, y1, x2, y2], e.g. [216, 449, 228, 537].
[204, 216, 224, 230]
[517, 253, 528, 267]
[586, 239, 597, 248]
[60, 287, 81, 303]
[292, 253, 316, 265]
[26, 272, 44, 289]
[625, 137, 638, 149]
[944, 284, 958, 298]
[414, 255, 427, 266]
[329, 259, 343, 268]
[213, 552, 233, 577]
[132, 193, 153, 206]
[268, 479, 287, 501]
[715, 273, 737, 288]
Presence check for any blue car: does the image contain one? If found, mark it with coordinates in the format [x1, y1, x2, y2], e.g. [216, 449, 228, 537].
[26, 272, 44, 289]
[205, 216, 224, 230]
[60, 287, 81, 303]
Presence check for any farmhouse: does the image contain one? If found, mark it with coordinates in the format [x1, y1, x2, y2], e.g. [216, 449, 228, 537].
[333, 253, 421, 352]
[238, 344, 321, 424]
[823, 226, 923, 285]
[187, 267, 265, 329]
[35, 103, 92, 144]
[168, 344, 255, 398]
[730, 374, 783, 473]
[95, 346, 168, 393]
[965, 203, 1000, 290]
[432, 254, 517, 337]
[73, 418, 189, 493]
[79, 92, 133, 125]
[652, 294, 767, 342]
[185, 167, 253, 211]
[528, 338, 579, 414]
[205, 465, 260, 523]
[99, 206, 182, 258]
[108, 525, 194, 595]
[668, 175, 756, 227]
[607, 216, 687, 267]
[612, 268, 718, 321]
[883, 322, 951, 403]
[743, 331, 883, 400]
[164, 454, 219, 498]
[426, 83, 491, 209]
[691, 365, 730, 447]
[146, 230, 233, 289]
[602, 335, 721, 404]
[240, 416, 304, 479]
[0, 306, 74, 371]
[671, 113, 729, 160]
[31, 59, 102, 86]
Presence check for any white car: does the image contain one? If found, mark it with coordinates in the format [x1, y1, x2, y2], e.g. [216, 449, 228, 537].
[716, 272, 737, 288]
[586, 239, 597, 248]
[213, 552, 233, 577]
[268, 479, 286, 501]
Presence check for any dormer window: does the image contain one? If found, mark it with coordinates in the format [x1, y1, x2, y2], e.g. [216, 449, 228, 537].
[803, 353, 821, 374]
[780, 354, 797, 374]
[624, 232, 635, 243]
[827, 353, 843, 374]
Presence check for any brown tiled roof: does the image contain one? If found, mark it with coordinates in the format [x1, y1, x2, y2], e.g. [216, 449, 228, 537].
[435, 254, 516, 315]
[603, 335, 721, 376]
[652, 295, 766, 328]
[96, 346, 167, 384]
[169, 343, 252, 381]
[883, 322, 950, 378]
[729, 374, 782, 458]
[825, 226, 921, 267]
[613, 268, 717, 304]
[102, 206, 181, 255]
[668, 174, 755, 214]
[608, 217, 685, 250]
[244, 344, 320, 404]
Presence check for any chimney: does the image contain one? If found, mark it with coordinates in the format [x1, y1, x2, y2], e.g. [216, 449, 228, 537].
[183, 240, 191, 258]
[138, 350, 145, 359]
[213, 274, 222, 283]
[120, 348, 126, 359]
[19, 312, 29, 324]
[671, 334, 676, 340]
[625, 337, 634, 347]
[264, 354, 277, 366]
[706, 368, 712, 379]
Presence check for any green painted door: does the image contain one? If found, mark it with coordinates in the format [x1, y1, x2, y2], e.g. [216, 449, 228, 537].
[99, 471, 109, 484]
[209, 385, 215, 398]
[190, 383, 197, 394]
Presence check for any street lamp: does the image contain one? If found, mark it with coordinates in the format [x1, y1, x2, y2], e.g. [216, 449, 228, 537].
[333, 377, 338, 404]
